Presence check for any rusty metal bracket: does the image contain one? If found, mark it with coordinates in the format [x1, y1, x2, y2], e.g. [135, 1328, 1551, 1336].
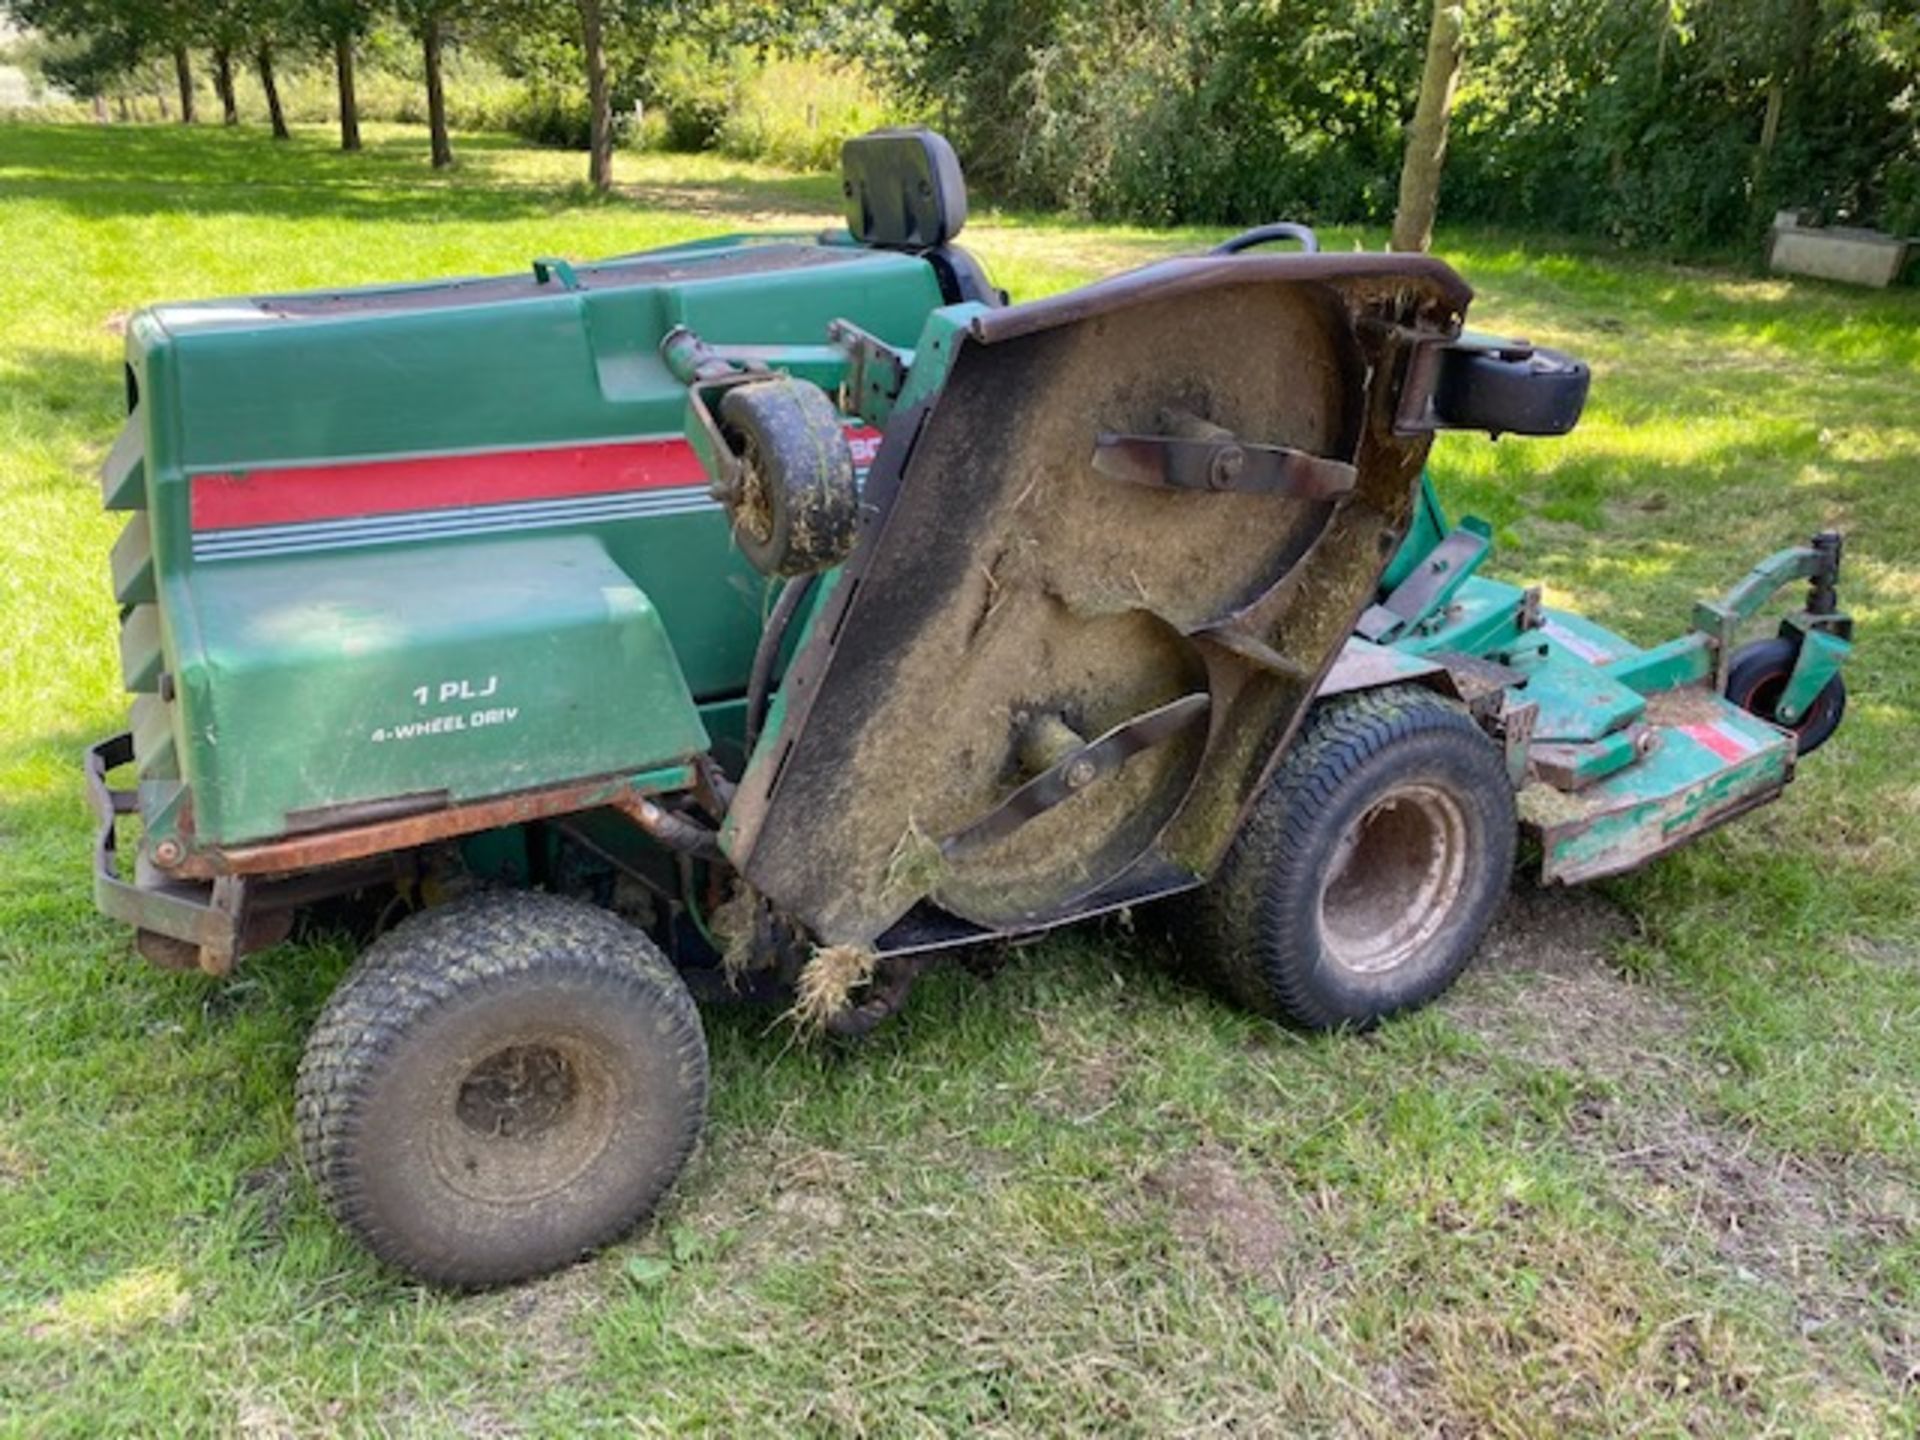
[609, 793, 724, 861]
[1432, 649, 1527, 713]
[1090, 433, 1356, 501]
[941, 693, 1211, 860]
[88, 732, 246, 974]
[1531, 723, 1657, 792]
[826, 318, 910, 427]
[660, 325, 787, 508]
[1499, 697, 1539, 790]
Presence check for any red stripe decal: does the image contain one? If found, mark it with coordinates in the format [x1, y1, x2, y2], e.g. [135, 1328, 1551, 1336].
[192, 438, 708, 531]
[191, 428, 883, 533]
[1680, 721, 1752, 763]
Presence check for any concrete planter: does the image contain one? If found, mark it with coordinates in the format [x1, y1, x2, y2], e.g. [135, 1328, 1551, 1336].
[1768, 214, 1912, 288]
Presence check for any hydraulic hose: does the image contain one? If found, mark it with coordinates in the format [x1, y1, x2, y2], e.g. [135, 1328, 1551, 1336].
[744, 573, 820, 758]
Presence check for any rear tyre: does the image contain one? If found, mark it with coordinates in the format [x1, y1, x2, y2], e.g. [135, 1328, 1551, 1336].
[1725, 636, 1846, 756]
[1194, 685, 1515, 1030]
[295, 890, 708, 1288]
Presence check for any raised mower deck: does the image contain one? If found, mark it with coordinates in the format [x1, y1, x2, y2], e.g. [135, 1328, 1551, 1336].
[1323, 497, 1849, 888]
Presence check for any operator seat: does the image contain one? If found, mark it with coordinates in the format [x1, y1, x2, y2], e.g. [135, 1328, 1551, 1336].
[840, 128, 1007, 308]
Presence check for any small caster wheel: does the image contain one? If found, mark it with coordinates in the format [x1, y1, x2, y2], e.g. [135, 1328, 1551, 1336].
[718, 377, 860, 577]
[1725, 636, 1846, 756]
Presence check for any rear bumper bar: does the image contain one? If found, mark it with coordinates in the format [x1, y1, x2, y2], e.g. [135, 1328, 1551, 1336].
[87, 734, 713, 974]
[87, 733, 253, 973]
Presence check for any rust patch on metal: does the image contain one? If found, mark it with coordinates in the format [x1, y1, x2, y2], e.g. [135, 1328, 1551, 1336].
[185, 772, 665, 878]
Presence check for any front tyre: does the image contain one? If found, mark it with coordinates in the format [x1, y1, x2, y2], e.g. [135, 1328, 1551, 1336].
[295, 891, 708, 1288]
[1195, 685, 1516, 1029]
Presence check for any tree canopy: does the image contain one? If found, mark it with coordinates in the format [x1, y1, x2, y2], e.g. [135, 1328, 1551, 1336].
[7, 0, 1916, 250]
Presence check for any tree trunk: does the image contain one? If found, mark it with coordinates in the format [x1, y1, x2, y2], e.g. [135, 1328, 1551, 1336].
[1759, 79, 1784, 155]
[172, 44, 194, 124]
[335, 34, 362, 152]
[423, 18, 453, 169]
[256, 44, 289, 140]
[1390, 1, 1466, 253]
[582, 0, 613, 191]
[214, 47, 238, 126]
[1750, 77, 1786, 226]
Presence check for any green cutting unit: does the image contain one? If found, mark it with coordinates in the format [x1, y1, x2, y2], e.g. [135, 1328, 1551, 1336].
[86, 130, 1852, 1287]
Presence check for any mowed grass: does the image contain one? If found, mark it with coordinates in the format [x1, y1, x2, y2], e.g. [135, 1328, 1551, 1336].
[3, 121, 1920, 1435]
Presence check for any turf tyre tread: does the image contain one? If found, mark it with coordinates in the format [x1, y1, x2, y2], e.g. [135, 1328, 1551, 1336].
[294, 889, 707, 1288]
[1195, 684, 1515, 1029]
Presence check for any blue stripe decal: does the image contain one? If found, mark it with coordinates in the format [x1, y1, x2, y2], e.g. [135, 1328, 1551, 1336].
[193, 486, 723, 562]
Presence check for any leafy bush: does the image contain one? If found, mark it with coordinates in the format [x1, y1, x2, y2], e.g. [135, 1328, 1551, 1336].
[891, 0, 1426, 225]
[500, 81, 591, 150]
[890, 0, 1918, 257]
[647, 41, 739, 152]
[1886, 151, 1920, 241]
[716, 58, 903, 173]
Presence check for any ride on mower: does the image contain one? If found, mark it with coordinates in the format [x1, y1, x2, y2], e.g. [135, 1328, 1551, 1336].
[85, 130, 1853, 1286]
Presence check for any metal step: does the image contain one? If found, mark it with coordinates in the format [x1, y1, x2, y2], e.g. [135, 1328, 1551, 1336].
[110, 512, 155, 607]
[118, 603, 163, 693]
[100, 415, 146, 511]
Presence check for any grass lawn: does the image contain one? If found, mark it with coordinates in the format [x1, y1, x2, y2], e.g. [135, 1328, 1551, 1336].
[3, 120, 1919, 1436]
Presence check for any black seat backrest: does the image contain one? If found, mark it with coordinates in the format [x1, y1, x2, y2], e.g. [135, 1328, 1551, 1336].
[841, 129, 968, 249]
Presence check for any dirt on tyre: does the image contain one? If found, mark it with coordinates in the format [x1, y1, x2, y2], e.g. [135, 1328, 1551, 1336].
[1194, 684, 1516, 1030]
[294, 890, 708, 1288]
[718, 376, 860, 577]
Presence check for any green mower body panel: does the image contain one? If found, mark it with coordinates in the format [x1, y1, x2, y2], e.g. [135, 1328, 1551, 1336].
[104, 239, 940, 847]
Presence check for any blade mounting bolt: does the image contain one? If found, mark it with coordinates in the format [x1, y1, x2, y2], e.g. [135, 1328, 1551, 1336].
[1208, 445, 1246, 490]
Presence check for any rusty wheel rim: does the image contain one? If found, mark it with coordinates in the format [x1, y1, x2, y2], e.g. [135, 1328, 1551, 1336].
[1316, 783, 1470, 975]
[428, 1037, 617, 1205]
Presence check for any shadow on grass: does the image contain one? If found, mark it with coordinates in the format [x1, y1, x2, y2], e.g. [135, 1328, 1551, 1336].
[2, 348, 128, 430]
[0, 121, 842, 229]
[1455, 240, 1920, 372]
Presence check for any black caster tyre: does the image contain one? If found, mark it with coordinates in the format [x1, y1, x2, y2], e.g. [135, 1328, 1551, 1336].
[1725, 636, 1846, 756]
[1194, 685, 1516, 1030]
[295, 890, 708, 1288]
[1433, 344, 1590, 437]
[718, 376, 860, 577]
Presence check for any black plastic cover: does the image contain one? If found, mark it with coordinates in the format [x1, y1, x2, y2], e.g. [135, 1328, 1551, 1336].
[841, 128, 968, 248]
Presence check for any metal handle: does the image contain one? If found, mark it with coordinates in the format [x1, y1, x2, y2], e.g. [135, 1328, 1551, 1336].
[1211, 223, 1321, 255]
